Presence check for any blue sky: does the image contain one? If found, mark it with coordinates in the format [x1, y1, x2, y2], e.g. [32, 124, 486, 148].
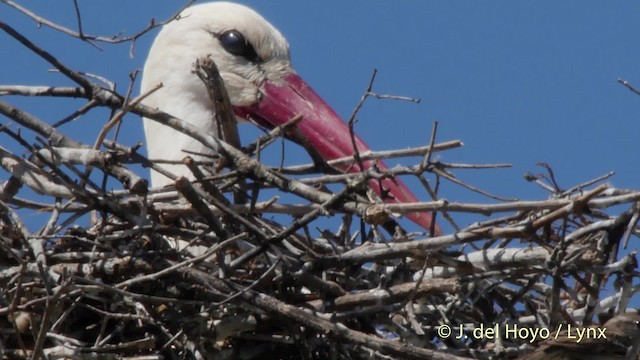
[2, 1, 640, 233]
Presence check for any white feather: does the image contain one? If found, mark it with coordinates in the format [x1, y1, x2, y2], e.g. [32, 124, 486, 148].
[141, 2, 292, 187]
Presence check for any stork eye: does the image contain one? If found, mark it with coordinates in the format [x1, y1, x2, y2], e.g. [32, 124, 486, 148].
[219, 30, 260, 62]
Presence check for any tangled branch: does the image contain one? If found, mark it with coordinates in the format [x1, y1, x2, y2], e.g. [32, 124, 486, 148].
[1, 5, 639, 360]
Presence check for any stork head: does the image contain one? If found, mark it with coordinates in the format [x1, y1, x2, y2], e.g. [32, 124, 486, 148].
[141, 2, 440, 234]
[143, 2, 291, 109]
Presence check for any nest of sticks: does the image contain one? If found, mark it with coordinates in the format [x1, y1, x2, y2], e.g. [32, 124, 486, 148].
[2, 11, 640, 360]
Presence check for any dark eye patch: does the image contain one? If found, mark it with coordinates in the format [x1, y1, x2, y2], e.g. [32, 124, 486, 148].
[218, 30, 260, 63]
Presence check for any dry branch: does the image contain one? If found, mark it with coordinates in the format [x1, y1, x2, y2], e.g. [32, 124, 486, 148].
[1, 6, 639, 360]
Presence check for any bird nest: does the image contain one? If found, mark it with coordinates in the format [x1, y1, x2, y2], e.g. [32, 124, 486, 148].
[2, 11, 640, 360]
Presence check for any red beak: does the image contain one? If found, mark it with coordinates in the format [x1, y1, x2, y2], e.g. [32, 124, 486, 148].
[235, 72, 440, 235]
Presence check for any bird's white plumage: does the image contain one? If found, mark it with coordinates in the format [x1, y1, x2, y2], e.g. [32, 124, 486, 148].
[141, 2, 292, 187]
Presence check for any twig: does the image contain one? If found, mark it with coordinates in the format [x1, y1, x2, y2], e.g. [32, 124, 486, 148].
[0, 0, 195, 56]
[618, 78, 640, 96]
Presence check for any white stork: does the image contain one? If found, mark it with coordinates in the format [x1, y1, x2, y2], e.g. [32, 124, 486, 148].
[141, 2, 439, 234]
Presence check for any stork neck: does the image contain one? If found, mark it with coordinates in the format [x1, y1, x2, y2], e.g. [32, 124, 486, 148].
[142, 75, 217, 188]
